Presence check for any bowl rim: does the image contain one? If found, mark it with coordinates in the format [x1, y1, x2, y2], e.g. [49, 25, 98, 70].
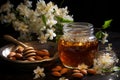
[0, 41, 58, 64]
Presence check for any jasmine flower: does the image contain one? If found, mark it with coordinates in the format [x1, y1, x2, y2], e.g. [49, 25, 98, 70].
[59, 77, 69, 80]
[33, 66, 45, 79]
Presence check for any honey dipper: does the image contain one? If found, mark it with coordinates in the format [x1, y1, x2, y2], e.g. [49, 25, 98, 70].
[4, 35, 36, 58]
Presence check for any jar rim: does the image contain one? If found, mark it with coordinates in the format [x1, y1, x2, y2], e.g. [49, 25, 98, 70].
[63, 22, 93, 33]
[64, 22, 93, 28]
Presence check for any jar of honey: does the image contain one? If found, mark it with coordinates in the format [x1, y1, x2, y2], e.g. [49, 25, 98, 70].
[58, 22, 98, 69]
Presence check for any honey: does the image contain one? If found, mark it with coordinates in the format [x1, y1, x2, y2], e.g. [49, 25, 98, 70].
[58, 22, 98, 69]
[58, 39, 98, 68]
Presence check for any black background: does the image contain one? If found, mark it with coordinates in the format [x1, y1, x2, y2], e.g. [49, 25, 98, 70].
[0, 0, 120, 29]
[0, 0, 120, 31]
[0, 0, 120, 47]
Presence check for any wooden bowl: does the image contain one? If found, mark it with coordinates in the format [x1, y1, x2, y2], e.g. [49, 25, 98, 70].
[0, 41, 58, 71]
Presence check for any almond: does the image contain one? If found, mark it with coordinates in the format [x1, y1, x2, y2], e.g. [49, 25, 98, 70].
[27, 56, 35, 61]
[80, 69, 87, 75]
[41, 49, 49, 53]
[35, 56, 43, 60]
[9, 56, 16, 60]
[73, 69, 80, 73]
[60, 68, 68, 75]
[72, 73, 83, 78]
[8, 52, 16, 57]
[36, 49, 50, 57]
[87, 69, 96, 74]
[52, 66, 62, 72]
[43, 56, 50, 59]
[14, 53, 23, 59]
[51, 71, 61, 77]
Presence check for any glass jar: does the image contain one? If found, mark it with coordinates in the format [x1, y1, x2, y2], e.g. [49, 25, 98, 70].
[58, 22, 98, 69]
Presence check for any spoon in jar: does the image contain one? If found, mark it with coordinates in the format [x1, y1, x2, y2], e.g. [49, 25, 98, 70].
[4, 35, 36, 58]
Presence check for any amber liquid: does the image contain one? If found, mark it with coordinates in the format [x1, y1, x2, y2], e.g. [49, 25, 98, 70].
[58, 39, 98, 68]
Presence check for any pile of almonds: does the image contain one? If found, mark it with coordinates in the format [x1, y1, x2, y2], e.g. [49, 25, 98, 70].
[51, 65, 96, 79]
[51, 65, 69, 77]
[72, 68, 96, 78]
[7, 46, 50, 61]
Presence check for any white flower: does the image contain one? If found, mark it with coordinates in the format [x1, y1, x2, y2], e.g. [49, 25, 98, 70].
[101, 32, 108, 44]
[59, 77, 69, 80]
[54, 6, 73, 21]
[93, 51, 116, 74]
[46, 18, 57, 28]
[17, 3, 34, 18]
[46, 29, 56, 40]
[33, 66, 45, 79]
[45, 1, 55, 13]
[36, 0, 46, 14]
[12, 20, 28, 32]
[100, 53, 114, 66]
[55, 7, 68, 17]
[105, 43, 112, 51]
[0, 0, 73, 43]
[1, 13, 16, 23]
[0, 1, 13, 12]
[24, 0, 32, 8]
[77, 63, 88, 70]
[38, 32, 48, 43]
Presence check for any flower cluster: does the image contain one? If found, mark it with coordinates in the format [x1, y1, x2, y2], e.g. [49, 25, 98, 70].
[93, 49, 119, 74]
[0, 0, 73, 43]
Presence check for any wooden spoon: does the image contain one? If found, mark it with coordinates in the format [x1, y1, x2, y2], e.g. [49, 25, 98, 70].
[4, 35, 36, 58]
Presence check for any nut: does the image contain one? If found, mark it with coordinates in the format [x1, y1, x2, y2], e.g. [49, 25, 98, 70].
[72, 69, 80, 73]
[60, 68, 68, 75]
[80, 69, 87, 75]
[52, 66, 62, 72]
[9, 56, 16, 60]
[41, 49, 49, 54]
[72, 73, 83, 78]
[27, 56, 36, 61]
[43, 56, 50, 59]
[51, 71, 61, 77]
[51, 65, 69, 77]
[36, 49, 50, 57]
[8, 52, 16, 58]
[8, 47, 51, 62]
[87, 69, 96, 74]
[14, 53, 23, 59]
[35, 56, 43, 60]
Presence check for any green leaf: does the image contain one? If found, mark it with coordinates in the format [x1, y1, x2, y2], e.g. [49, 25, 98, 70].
[55, 35, 62, 43]
[55, 23, 63, 35]
[42, 15, 47, 26]
[112, 66, 120, 72]
[102, 19, 112, 29]
[56, 16, 73, 23]
[102, 68, 112, 72]
[95, 31, 104, 40]
[102, 66, 120, 72]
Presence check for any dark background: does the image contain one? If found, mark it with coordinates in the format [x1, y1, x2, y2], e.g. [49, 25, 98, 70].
[0, 1, 120, 80]
[0, 0, 120, 47]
